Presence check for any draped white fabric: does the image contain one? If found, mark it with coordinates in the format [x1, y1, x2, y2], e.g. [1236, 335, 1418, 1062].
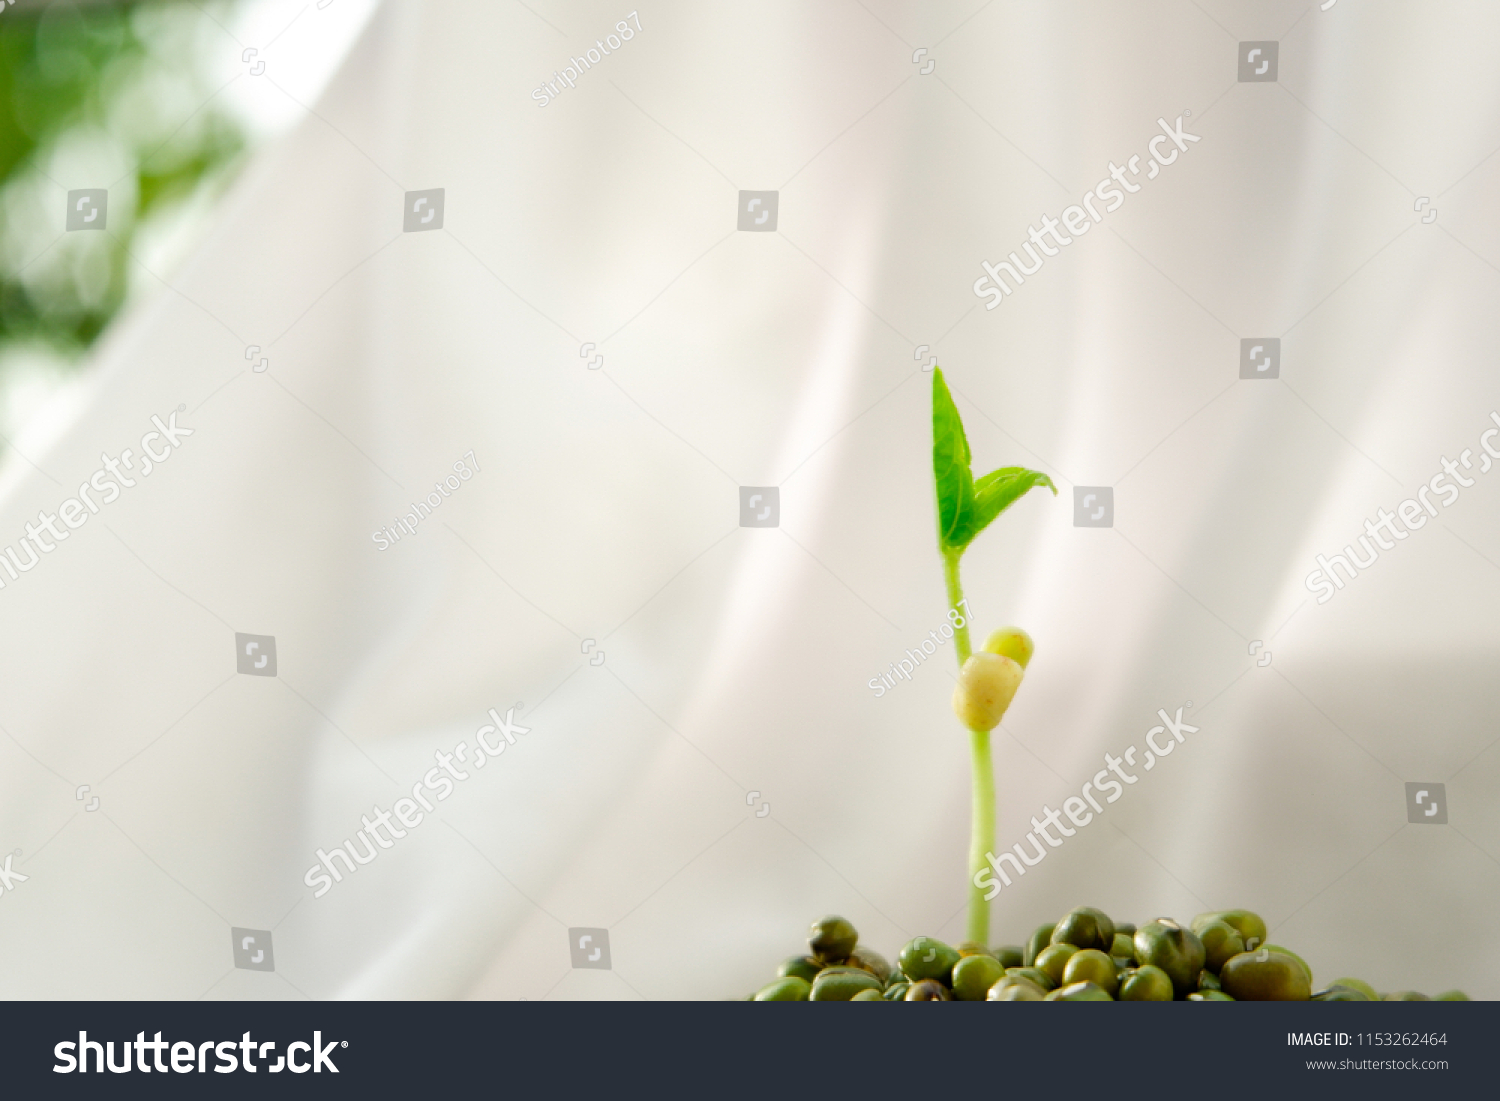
[2, 0, 1498, 1000]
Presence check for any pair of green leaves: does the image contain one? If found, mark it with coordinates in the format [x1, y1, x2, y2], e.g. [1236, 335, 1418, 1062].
[932, 368, 1055, 555]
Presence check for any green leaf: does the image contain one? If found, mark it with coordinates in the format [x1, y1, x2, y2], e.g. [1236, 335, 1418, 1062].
[932, 369, 1055, 553]
[932, 369, 975, 549]
[968, 466, 1057, 544]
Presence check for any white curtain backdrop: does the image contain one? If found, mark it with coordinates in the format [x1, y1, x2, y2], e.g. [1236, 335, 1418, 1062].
[1, 0, 1498, 1000]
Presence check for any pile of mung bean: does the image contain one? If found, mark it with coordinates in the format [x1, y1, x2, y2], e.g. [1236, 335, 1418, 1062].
[750, 910, 1470, 1002]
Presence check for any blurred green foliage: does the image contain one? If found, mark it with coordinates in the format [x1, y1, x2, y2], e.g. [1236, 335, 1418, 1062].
[0, 0, 246, 360]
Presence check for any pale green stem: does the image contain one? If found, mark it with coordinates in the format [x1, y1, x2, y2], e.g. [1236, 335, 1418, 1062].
[942, 550, 973, 663]
[943, 548, 992, 946]
[967, 728, 995, 946]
